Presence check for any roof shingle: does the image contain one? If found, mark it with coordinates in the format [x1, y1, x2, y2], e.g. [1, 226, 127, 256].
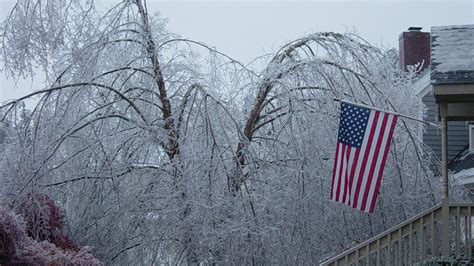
[430, 24, 474, 85]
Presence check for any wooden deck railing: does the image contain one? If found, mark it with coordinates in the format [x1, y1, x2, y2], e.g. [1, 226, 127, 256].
[320, 202, 474, 265]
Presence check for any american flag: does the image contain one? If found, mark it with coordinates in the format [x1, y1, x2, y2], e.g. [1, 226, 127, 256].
[331, 101, 398, 213]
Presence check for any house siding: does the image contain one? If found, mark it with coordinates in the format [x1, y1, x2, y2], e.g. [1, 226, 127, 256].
[422, 90, 470, 161]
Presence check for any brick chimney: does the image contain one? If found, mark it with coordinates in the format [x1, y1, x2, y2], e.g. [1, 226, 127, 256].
[399, 27, 430, 72]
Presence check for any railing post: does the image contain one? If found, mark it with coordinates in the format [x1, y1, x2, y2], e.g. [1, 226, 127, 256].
[440, 106, 450, 257]
[441, 198, 450, 256]
[440, 110, 449, 200]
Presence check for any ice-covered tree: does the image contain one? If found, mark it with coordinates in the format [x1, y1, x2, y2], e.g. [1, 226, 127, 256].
[0, 0, 452, 264]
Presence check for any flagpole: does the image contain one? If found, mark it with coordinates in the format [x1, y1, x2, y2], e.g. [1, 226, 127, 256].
[333, 98, 439, 128]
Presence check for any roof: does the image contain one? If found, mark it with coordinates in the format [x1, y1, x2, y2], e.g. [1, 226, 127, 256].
[430, 24, 474, 85]
[450, 147, 474, 185]
[413, 70, 431, 96]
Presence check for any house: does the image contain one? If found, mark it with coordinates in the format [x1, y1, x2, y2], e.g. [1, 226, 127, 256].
[401, 26, 474, 188]
[431, 24, 474, 201]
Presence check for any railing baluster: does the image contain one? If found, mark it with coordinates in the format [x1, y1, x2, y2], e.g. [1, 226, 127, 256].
[356, 248, 359, 266]
[366, 245, 369, 266]
[397, 228, 401, 266]
[409, 222, 413, 264]
[421, 216, 426, 261]
[376, 239, 380, 266]
[387, 233, 391, 266]
[456, 206, 461, 256]
[466, 206, 472, 258]
[431, 211, 436, 257]
[464, 213, 468, 258]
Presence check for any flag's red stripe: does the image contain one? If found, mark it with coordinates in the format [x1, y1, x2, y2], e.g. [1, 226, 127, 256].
[352, 111, 379, 209]
[360, 113, 389, 211]
[335, 144, 347, 202]
[332, 142, 344, 201]
[369, 115, 398, 212]
[330, 142, 341, 200]
[346, 148, 361, 205]
[341, 147, 352, 203]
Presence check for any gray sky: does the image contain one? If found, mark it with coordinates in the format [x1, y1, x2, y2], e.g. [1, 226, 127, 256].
[1, 0, 473, 103]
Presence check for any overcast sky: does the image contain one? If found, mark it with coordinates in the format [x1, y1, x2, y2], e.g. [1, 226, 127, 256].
[0, 0, 473, 103]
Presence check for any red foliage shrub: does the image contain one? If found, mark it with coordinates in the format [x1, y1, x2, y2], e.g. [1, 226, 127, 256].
[0, 207, 27, 263]
[18, 192, 78, 251]
[0, 200, 101, 265]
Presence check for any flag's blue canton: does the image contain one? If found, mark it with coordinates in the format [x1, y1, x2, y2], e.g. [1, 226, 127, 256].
[337, 102, 371, 148]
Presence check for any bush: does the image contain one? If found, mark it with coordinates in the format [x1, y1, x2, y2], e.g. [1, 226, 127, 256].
[0, 205, 100, 265]
[0, 207, 26, 262]
[417, 255, 474, 266]
[18, 193, 78, 251]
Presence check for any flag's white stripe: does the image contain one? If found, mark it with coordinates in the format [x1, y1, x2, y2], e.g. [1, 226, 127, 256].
[350, 111, 376, 206]
[336, 145, 344, 202]
[356, 112, 385, 210]
[337, 145, 348, 202]
[332, 142, 343, 200]
[344, 147, 356, 205]
[364, 114, 395, 212]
